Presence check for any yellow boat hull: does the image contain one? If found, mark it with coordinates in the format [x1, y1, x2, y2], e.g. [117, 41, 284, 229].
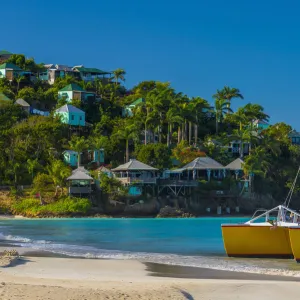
[288, 228, 300, 261]
[221, 224, 293, 258]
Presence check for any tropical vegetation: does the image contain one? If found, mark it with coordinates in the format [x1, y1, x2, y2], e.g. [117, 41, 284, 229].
[0, 52, 299, 216]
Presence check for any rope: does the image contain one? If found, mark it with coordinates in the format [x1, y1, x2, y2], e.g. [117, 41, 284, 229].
[285, 166, 300, 208]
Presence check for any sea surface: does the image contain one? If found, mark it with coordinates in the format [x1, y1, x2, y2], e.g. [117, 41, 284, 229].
[1, 217, 300, 277]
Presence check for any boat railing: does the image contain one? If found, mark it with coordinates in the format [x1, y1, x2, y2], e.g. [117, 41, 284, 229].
[250, 209, 268, 221]
[245, 205, 300, 224]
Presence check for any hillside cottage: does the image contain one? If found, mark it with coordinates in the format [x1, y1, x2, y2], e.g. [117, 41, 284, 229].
[63, 150, 78, 167]
[58, 84, 96, 103]
[55, 104, 85, 126]
[72, 66, 112, 82]
[0, 50, 13, 63]
[123, 98, 145, 117]
[0, 62, 23, 81]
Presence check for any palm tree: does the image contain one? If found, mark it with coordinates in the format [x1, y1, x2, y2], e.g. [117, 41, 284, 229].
[113, 123, 138, 162]
[189, 97, 210, 146]
[27, 158, 40, 181]
[166, 107, 183, 147]
[243, 103, 269, 124]
[243, 147, 271, 193]
[230, 128, 258, 158]
[214, 98, 232, 134]
[15, 75, 25, 93]
[112, 68, 126, 86]
[230, 108, 248, 130]
[68, 136, 89, 167]
[47, 159, 71, 197]
[213, 86, 243, 110]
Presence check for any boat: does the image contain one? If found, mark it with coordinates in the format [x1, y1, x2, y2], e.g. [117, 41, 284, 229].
[221, 167, 300, 260]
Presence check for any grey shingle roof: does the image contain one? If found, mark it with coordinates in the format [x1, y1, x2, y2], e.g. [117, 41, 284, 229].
[67, 171, 93, 180]
[72, 166, 90, 174]
[112, 159, 158, 171]
[181, 156, 224, 170]
[55, 104, 84, 114]
[16, 98, 30, 107]
[225, 158, 244, 170]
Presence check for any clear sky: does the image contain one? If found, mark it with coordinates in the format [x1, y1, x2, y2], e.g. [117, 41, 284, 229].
[2, 0, 299, 128]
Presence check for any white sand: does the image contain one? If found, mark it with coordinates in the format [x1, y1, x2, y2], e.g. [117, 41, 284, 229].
[0, 254, 300, 300]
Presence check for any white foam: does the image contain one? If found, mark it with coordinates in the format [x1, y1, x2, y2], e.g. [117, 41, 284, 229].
[2, 232, 300, 277]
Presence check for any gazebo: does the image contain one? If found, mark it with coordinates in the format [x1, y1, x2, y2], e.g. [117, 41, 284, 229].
[179, 156, 225, 181]
[66, 169, 93, 196]
[112, 159, 158, 185]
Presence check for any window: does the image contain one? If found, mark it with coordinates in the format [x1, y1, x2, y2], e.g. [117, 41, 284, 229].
[71, 115, 74, 120]
[80, 116, 82, 120]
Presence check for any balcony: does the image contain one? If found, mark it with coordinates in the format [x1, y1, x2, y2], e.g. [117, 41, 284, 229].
[117, 177, 157, 185]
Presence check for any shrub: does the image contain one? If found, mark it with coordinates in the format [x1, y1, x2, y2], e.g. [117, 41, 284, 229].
[10, 197, 91, 217]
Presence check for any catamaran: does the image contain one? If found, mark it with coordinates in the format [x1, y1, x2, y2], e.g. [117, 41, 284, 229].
[221, 167, 300, 261]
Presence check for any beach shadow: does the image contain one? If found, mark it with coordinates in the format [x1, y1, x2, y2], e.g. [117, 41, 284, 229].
[1, 257, 31, 268]
[179, 290, 194, 300]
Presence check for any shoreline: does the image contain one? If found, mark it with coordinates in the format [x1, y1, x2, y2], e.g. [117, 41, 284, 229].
[0, 214, 252, 220]
[1, 254, 300, 299]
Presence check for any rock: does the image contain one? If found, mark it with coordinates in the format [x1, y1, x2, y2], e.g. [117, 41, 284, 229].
[156, 206, 195, 218]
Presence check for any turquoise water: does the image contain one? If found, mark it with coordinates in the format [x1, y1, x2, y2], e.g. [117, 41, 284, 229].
[1, 217, 300, 276]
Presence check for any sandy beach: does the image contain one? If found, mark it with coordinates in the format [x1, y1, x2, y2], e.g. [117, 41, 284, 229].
[0, 247, 300, 300]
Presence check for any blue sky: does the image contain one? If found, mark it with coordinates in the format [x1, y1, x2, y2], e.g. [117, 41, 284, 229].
[2, 0, 299, 128]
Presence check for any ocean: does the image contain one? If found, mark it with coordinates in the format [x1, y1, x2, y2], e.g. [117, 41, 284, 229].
[1, 217, 300, 277]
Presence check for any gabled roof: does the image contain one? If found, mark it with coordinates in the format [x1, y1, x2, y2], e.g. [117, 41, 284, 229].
[59, 83, 85, 92]
[96, 166, 111, 173]
[0, 62, 22, 71]
[56, 64, 73, 72]
[15, 98, 30, 107]
[73, 66, 111, 75]
[0, 50, 13, 55]
[128, 98, 145, 107]
[43, 64, 56, 70]
[112, 159, 158, 172]
[0, 92, 12, 102]
[63, 150, 78, 155]
[253, 119, 269, 125]
[181, 156, 224, 170]
[67, 171, 93, 181]
[55, 104, 85, 114]
[289, 130, 300, 138]
[72, 166, 90, 175]
[225, 158, 244, 170]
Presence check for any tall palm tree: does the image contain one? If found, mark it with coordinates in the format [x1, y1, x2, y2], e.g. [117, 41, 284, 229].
[189, 97, 210, 146]
[112, 68, 126, 86]
[68, 136, 89, 167]
[230, 128, 258, 158]
[166, 107, 183, 147]
[213, 86, 243, 110]
[231, 108, 248, 131]
[243, 103, 269, 124]
[214, 98, 232, 134]
[113, 123, 138, 162]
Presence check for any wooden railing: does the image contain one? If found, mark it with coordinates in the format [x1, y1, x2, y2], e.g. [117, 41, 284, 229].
[158, 179, 199, 187]
[117, 177, 157, 184]
[69, 186, 91, 194]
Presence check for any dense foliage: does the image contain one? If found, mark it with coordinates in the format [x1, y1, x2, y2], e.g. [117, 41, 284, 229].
[0, 52, 299, 211]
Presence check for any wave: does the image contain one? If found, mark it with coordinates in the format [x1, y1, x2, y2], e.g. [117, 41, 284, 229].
[1, 232, 300, 277]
